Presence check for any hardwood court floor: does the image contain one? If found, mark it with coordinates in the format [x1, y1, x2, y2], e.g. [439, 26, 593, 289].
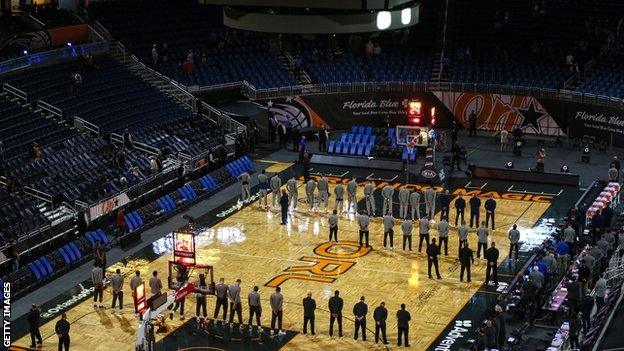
[13, 183, 550, 351]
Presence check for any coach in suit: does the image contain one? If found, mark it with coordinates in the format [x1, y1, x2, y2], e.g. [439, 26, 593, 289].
[485, 196, 497, 230]
[328, 290, 343, 337]
[374, 302, 389, 344]
[485, 243, 499, 285]
[469, 194, 481, 228]
[303, 292, 316, 335]
[353, 296, 368, 341]
[396, 304, 411, 347]
[454, 196, 466, 226]
[459, 242, 475, 282]
[427, 238, 442, 279]
[280, 189, 289, 225]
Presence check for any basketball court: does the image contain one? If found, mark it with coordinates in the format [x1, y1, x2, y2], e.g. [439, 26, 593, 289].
[9, 163, 582, 351]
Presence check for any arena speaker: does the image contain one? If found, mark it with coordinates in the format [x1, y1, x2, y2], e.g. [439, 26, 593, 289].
[219, 0, 419, 34]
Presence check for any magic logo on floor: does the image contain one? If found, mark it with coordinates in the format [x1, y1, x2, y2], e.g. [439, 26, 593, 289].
[265, 241, 372, 287]
[302, 175, 554, 203]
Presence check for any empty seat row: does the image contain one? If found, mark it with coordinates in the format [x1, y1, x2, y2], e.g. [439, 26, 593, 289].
[124, 211, 145, 232]
[226, 156, 253, 178]
[328, 140, 373, 157]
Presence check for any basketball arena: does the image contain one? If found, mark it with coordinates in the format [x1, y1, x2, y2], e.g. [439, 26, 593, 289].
[1, 1, 624, 351]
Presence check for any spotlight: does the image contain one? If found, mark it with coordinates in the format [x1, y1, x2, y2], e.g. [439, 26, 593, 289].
[506, 161, 514, 169]
[67, 42, 72, 47]
[23, 50, 28, 55]
[561, 165, 569, 173]
[376, 11, 391, 30]
[401, 8, 412, 25]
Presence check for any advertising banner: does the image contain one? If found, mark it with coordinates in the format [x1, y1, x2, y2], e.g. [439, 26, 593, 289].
[89, 192, 130, 220]
[539, 99, 624, 145]
[266, 92, 449, 129]
[265, 90, 624, 146]
[433, 91, 565, 136]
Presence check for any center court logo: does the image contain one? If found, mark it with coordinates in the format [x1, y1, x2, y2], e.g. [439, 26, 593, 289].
[434, 320, 472, 350]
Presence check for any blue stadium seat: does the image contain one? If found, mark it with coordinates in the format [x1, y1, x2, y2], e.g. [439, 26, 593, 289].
[335, 142, 343, 154]
[63, 244, 77, 263]
[85, 231, 97, 245]
[41, 257, 54, 276]
[357, 143, 365, 155]
[69, 242, 82, 259]
[328, 140, 335, 153]
[349, 143, 358, 155]
[364, 143, 373, 156]
[28, 263, 43, 282]
[58, 247, 72, 265]
[96, 229, 110, 245]
[34, 260, 49, 278]
[351, 126, 358, 134]
[342, 142, 351, 154]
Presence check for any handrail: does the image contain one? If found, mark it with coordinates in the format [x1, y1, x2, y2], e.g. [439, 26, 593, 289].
[36, 100, 63, 118]
[0, 41, 109, 76]
[134, 141, 160, 156]
[201, 101, 246, 135]
[590, 280, 624, 351]
[74, 199, 89, 213]
[3, 83, 28, 102]
[23, 186, 53, 204]
[109, 132, 124, 147]
[74, 116, 100, 136]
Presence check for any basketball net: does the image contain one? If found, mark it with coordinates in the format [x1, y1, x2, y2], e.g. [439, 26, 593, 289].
[406, 140, 416, 156]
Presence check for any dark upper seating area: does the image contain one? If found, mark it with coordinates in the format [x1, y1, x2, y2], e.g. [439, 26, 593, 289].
[578, 45, 624, 98]
[0, 96, 75, 160]
[3, 54, 194, 133]
[89, 0, 298, 89]
[134, 117, 226, 157]
[293, 0, 437, 84]
[5, 133, 151, 204]
[447, 0, 622, 88]
[0, 186, 50, 245]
